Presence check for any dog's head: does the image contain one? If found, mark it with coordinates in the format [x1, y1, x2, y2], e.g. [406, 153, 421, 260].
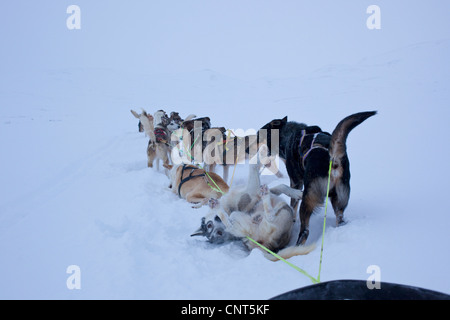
[154, 110, 169, 127]
[191, 216, 230, 244]
[166, 112, 182, 132]
[191, 199, 236, 244]
[182, 117, 211, 133]
[254, 116, 288, 156]
[170, 112, 183, 124]
[257, 116, 288, 144]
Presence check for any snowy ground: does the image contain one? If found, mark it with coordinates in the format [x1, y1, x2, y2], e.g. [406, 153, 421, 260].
[0, 1, 449, 299]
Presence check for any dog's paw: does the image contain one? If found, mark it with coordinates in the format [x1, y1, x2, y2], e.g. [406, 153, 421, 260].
[259, 184, 269, 197]
[296, 229, 309, 246]
[336, 215, 347, 227]
[291, 189, 303, 200]
[208, 198, 220, 209]
[252, 214, 262, 225]
[275, 171, 284, 178]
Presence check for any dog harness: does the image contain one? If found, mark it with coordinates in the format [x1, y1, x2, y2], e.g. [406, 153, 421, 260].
[178, 164, 206, 198]
[154, 127, 168, 144]
[299, 129, 330, 169]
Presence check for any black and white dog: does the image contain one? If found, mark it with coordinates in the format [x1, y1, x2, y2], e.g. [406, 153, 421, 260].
[257, 111, 376, 245]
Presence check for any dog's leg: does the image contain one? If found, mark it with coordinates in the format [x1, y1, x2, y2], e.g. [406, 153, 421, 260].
[330, 182, 350, 226]
[161, 147, 170, 171]
[286, 163, 303, 212]
[147, 142, 156, 168]
[296, 198, 313, 245]
[296, 178, 327, 245]
[167, 147, 173, 165]
[191, 198, 209, 209]
[246, 164, 261, 196]
[264, 156, 283, 178]
[259, 184, 271, 210]
[289, 178, 303, 213]
[222, 165, 229, 183]
[260, 184, 288, 222]
[269, 184, 303, 200]
[186, 193, 207, 204]
[260, 185, 275, 222]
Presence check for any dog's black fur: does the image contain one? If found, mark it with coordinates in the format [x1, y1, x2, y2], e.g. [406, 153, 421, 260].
[257, 111, 376, 245]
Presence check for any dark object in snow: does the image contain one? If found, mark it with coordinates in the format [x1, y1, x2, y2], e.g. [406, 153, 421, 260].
[270, 280, 450, 300]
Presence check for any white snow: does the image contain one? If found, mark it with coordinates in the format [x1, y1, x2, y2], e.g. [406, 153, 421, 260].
[0, 1, 449, 299]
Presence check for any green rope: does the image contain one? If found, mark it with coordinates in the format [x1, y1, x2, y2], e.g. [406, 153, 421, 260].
[317, 159, 333, 282]
[246, 236, 319, 284]
[204, 171, 225, 195]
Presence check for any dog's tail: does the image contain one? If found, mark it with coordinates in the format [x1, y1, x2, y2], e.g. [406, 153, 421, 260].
[184, 114, 197, 122]
[263, 243, 316, 261]
[130, 109, 140, 118]
[140, 110, 157, 141]
[329, 111, 377, 161]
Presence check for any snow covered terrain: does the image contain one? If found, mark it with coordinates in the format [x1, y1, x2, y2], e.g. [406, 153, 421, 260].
[0, 1, 449, 299]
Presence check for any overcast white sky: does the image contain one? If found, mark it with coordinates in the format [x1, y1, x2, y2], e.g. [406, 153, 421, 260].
[1, 1, 449, 79]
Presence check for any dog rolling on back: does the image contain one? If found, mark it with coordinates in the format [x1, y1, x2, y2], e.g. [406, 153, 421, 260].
[258, 111, 376, 245]
[192, 160, 315, 261]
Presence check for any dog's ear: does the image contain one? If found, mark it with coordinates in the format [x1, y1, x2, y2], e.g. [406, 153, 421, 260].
[191, 217, 207, 237]
[271, 120, 281, 127]
[161, 114, 170, 126]
[163, 163, 173, 170]
[270, 117, 287, 128]
[130, 109, 140, 119]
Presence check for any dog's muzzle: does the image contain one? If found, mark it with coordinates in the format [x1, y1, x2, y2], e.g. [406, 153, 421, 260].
[191, 216, 232, 244]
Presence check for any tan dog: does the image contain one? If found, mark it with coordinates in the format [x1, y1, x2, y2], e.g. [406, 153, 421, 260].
[164, 163, 229, 207]
[131, 109, 162, 169]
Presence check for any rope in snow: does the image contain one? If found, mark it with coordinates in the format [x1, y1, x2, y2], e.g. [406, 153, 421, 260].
[246, 236, 319, 284]
[317, 159, 333, 282]
[247, 160, 333, 284]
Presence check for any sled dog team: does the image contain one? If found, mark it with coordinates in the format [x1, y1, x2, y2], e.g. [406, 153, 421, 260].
[131, 109, 376, 260]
